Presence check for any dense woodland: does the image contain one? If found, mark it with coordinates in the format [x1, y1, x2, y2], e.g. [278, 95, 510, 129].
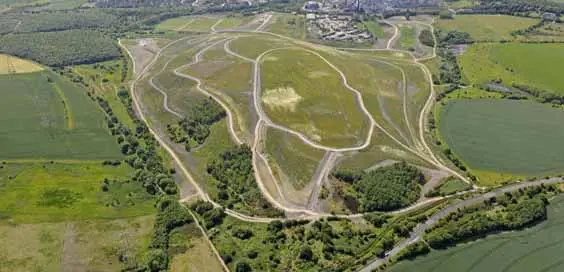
[206, 145, 283, 217]
[1, 30, 121, 66]
[332, 162, 425, 212]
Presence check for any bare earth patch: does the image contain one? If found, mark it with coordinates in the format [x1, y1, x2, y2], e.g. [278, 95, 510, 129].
[262, 86, 303, 112]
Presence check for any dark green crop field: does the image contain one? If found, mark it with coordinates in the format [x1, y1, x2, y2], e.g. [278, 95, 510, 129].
[439, 99, 564, 178]
[0, 70, 121, 160]
[390, 194, 564, 272]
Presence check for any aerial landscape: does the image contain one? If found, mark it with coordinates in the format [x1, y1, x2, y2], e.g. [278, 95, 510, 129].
[2, 0, 564, 271]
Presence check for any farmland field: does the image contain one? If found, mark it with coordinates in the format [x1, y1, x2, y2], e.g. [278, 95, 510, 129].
[0, 161, 154, 224]
[390, 194, 564, 272]
[460, 43, 564, 95]
[260, 49, 370, 147]
[0, 54, 43, 74]
[0, 70, 121, 160]
[438, 15, 538, 41]
[439, 99, 564, 184]
[0, 215, 154, 272]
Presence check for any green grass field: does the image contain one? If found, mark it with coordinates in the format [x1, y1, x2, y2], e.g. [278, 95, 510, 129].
[228, 35, 294, 59]
[261, 49, 370, 147]
[460, 43, 564, 95]
[429, 177, 472, 196]
[0, 70, 121, 160]
[447, 0, 479, 8]
[438, 15, 538, 41]
[266, 13, 306, 40]
[155, 16, 220, 32]
[396, 24, 416, 50]
[215, 14, 255, 30]
[264, 127, 325, 190]
[0, 161, 155, 224]
[439, 99, 564, 184]
[390, 194, 564, 272]
[363, 18, 386, 39]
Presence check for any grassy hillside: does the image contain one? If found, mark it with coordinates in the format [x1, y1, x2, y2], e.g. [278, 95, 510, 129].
[439, 99, 564, 185]
[261, 49, 370, 148]
[0, 70, 121, 160]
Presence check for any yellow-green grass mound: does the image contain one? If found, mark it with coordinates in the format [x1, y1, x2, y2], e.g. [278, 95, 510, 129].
[439, 99, 564, 185]
[260, 49, 371, 148]
[0, 70, 121, 160]
[0, 54, 43, 75]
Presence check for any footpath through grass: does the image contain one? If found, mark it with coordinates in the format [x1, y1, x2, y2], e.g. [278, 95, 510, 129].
[390, 194, 564, 272]
[439, 99, 564, 184]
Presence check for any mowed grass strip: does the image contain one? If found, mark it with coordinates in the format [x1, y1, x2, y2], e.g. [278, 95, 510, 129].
[0, 54, 43, 74]
[0, 71, 121, 160]
[390, 194, 564, 272]
[0, 161, 155, 224]
[439, 99, 564, 179]
[438, 15, 538, 41]
[265, 127, 325, 190]
[460, 43, 564, 95]
[261, 49, 370, 147]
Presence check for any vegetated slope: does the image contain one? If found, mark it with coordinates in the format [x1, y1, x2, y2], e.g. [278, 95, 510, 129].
[0, 30, 120, 66]
[261, 49, 370, 148]
[438, 15, 538, 41]
[0, 70, 121, 159]
[264, 127, 326, 190]
[460, 43, 564, 97]
[390, 192, 564, 272]
[439, 99, 564, 180]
